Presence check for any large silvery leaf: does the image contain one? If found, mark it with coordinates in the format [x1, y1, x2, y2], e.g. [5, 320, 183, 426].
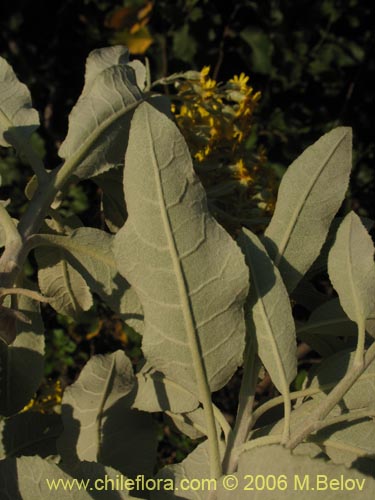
[313, 419, 375, 467]
[167, 409, 207, 440]
[309, 349, 375, 410]
[306, 216, 374, 279]
[264, 127, 352, 293]
[36, 246, 93, 318]
[295, 298, 360, 356]
[81, 45, 130, 94]
[35, 228, 143, 332]
[296, 298, 375, 338]
[0, 294, 44, 416]
[133, 369, 222, 438]
[0, 456, 135, 499]
[0, 57, 39, 148]
[328, 212, 375, 327]
[113, 102, 249, 393]
[58, 46, 144, 179]
[297, 298, 358, 337]
[0, 412, 62, 459]
[81, 45, 146, 95]
[57, 351, 156, 478]
[152, 441, 224, 500]
[238, 228, 297, 393]
[297, 331, 351, 358]
[167, 406, 223, 441]
[217, 445, 375, 499]
[133, 366, 199, 413]
[37, 228, 124, 303]
[269, 399, 339, 436]
[93, 167, 127, 232]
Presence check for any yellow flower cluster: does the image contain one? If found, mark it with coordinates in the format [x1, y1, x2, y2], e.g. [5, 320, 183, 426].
[171, 67, 276, 227]
[21, 379, 62, 414]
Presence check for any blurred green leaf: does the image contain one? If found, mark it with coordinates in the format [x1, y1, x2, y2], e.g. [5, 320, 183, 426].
[240, 28, 273, 74]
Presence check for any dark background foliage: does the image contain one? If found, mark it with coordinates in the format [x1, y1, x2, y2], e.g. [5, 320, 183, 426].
[1, 0, 374, 215]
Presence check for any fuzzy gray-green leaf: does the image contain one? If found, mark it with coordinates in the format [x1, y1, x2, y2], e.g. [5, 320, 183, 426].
[167, 406, 223, 441]
[0, 456, 134, 499]
[328, 211, 375, 326]
[93, 167, 127, 232]
[314, 419, 375, 467]
[297, 298, 357, 337]
[36, 246, 93, 318]
[264, 127, 352, 293]
[0, 57, 39, 148]
[238, 228, 297, 393]
[81, 45, 130, 95]
[297, 297, 375, 339]
[58, 46, 144, 179]
[0, 294, 44, 416]
[217, 445, 375, 499]
[310, 349, 375, 410]
[133, 366, 199, 413]
[152, 441, 224, 499]
[306, 216, 374, 279]
[0, 412, 62, 459]
[57, 351, 156, 478]
[114, 102, 249, 394]
[35, 228, 143, 332]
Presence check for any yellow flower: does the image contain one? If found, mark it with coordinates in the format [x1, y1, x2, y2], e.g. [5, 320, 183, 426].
[233, 159, 253, 186]
[197, 105, 210, 118]
[230, 73, 250, 92]
[170, 66, 275, 227]
[21, 379, 63, 414]
[195, 144, 212, 162]
[253, 91, 262, 101]
[200, 66, 211, 80]
[198, 66, 217, 98]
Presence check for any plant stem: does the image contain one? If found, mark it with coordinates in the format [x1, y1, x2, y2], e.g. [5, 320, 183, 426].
[280, 387, 292, 445]
[19, 98, 145, 240]
[212, 404, 231, 442]
[165, 411, 206, 436]
[252, 385, 339, 425]
[286, 341, 375, 449]
[0, 287, 49, 303]
[354, 318, 366, 368]
[312, 408, 375, 433]
[222, 334, 260, 474]
[0, 96, 149, 288]
[238, 435, 283, 455]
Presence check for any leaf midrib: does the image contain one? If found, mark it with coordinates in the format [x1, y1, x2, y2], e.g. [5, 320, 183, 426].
[250, 260, 291, 394]
[274, 130, 349, 266]
[95, 354, 116, 462]
[54, 97, 145, 191]
[146, 111, 202, 379]
[345, 216, 364, 326]
[143, 105, 221, 477]
[60, 251, 81, 312]
[298, 317, 353, 335]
